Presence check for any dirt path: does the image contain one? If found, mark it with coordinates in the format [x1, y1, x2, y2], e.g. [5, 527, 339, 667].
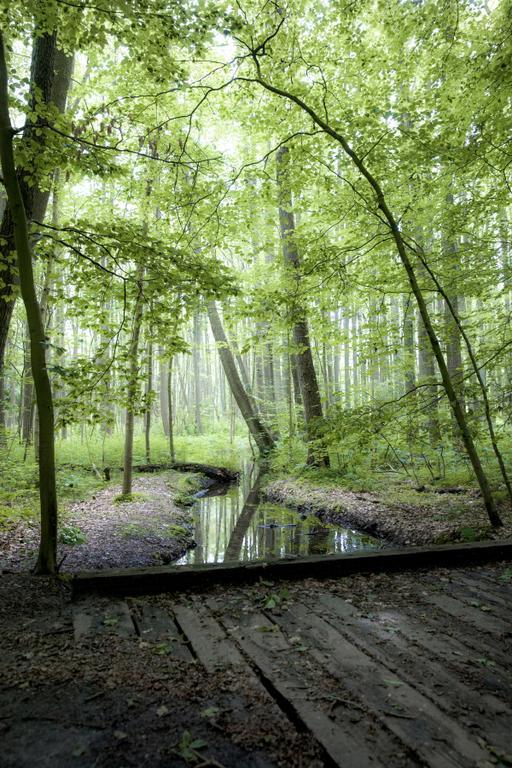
[0, 470, 205, 573]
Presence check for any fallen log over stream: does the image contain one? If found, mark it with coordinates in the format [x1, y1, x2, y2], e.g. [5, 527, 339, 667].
[135, 462, 239, 483]
[58, 461, 239, 483]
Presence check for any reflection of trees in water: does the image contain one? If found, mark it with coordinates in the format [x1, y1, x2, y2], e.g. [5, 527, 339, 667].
[308, 527, 331, 555]
[188, 461, 377, 565]
[225, 481, 260, 561]
[192, 504, 204, 564]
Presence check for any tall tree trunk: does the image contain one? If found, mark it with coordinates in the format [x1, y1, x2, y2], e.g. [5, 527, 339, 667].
[144, 339, 153, 464]
[276, 145, 329, 466]
[445, 294, 465, 416]
[0, 39, 72, 430]
[160, 355, 169, 437]
[21, 322, 34, 452]
[207, 301, 275, 455]
[168, 355, 175, 462]
[343, 313, 351, 408]
[122, 270, 144, 496]
[192, 312, 203, 434]
[402, 296, 416, 443]
[0, 35, 59, 573]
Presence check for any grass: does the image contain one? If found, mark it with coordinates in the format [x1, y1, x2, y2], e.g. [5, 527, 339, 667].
[0, 427, 250, 529]
[119, 521, 188, 540]
[114, 492, 149, 504]
[269, 433, 512, 496]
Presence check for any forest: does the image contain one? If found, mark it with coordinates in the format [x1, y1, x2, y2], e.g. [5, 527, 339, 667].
[2, 3, 512, 768]
[0, 0, 511, 578]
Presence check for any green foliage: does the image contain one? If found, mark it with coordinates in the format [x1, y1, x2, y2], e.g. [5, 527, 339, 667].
[2, 0, 511, 543]
[58, 524, 87, 546]
[176, 731, 208, 764]
[119, 521, 187, 539]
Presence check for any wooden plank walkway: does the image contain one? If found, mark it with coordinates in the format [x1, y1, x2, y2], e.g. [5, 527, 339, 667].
[72, 539, 512, 595]
[72, 560, 512, 767]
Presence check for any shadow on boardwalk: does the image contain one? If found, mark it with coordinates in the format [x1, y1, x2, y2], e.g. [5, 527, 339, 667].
[1, 560, 511, 767]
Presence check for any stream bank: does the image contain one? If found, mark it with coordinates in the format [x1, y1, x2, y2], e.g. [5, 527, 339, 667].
[0, 470, 208, 573]
[264, 478, 512, 545]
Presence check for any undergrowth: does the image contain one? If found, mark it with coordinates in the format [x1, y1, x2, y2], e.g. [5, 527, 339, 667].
[0, 428, 248, 528]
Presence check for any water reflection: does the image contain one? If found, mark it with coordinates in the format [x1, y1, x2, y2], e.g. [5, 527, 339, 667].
[176, 463, 380, 565]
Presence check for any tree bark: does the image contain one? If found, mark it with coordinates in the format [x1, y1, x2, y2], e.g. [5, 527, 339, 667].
[168, 355, 175, 461]
[402, 296, 416, 443]
[207, 301, 275, 455]
[192, 312, 203, 433]
[0, 39, 72, 430]
[122, 269, 144, 496]
[144, 339, 153, 464]
[0, 34, 59, 573]
[21, 322, 34, 452]
[160, 355, 169, 436]
[276, 145, 329, 467]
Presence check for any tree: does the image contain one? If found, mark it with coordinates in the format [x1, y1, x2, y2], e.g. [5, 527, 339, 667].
[276, 145, 329, 467]
[233, 12, 502, 525]
[0, 34, 59, 573]
[207, 301, 275, 455]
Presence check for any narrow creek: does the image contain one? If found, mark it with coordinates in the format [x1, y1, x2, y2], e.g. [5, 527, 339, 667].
[176, 464, 381, 566]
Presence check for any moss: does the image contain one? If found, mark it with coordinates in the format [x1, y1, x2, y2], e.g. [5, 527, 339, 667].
[113, 492, 148, 504]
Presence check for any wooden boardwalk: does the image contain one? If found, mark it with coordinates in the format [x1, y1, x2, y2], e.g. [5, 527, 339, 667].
[72, 560, 512, 767]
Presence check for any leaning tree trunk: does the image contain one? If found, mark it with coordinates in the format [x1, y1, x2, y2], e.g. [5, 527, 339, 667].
[276, 145, 329, 467]
[0, 34, 58, 573]
[207, 301, 275, 455]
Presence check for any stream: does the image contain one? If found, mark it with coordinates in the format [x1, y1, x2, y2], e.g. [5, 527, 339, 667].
[176, 464, 381, 566]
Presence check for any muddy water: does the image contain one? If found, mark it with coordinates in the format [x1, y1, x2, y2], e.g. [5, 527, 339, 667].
[176, 464, 380, 566]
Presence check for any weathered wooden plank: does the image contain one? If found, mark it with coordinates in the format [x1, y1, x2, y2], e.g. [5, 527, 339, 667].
[440, 575, 512, 615]
[73, 598, 135, 642]
[421, 592, 510, 636]
[131, 600, 194, 661]
[166, 600, 350, 766]
[281, 602, 491, 768]
[306, 594, 512, 752]
[368, 607, 512, 695]
[219, 609, 390, 768]
[71, 540, 512, 596]
[172, 600, 246, 672]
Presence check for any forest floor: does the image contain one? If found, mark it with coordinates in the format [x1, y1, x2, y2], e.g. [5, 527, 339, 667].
[0, 560, 511, 767]
[265, 478, 512, 546]
[0, 470, 206, 574]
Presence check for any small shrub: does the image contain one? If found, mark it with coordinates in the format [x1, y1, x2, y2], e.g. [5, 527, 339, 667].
[59, 524, 87, 546]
